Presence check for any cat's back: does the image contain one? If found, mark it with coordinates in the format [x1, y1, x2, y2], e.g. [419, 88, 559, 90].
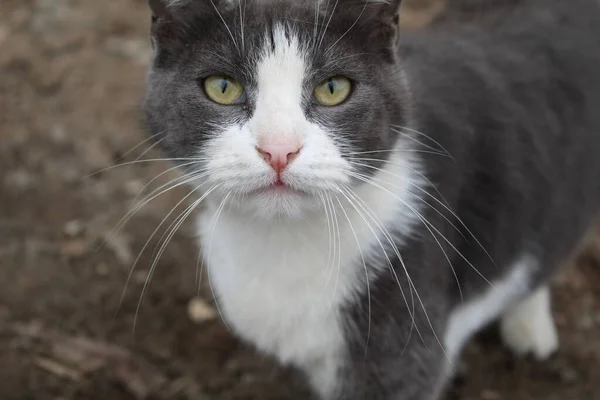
[399, 0, 600, 281]
[400, 0, 600, 187]
[402, 0, 600, 95]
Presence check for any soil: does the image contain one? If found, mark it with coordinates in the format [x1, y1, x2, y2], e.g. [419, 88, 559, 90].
[1, 1, 599, 399]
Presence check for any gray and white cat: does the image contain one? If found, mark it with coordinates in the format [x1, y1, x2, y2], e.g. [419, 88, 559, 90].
[142, 0, 600, 398]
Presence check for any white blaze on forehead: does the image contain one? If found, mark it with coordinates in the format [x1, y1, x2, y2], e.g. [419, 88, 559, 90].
[258, 26, 305, 106]
[252, 24, 307, 144]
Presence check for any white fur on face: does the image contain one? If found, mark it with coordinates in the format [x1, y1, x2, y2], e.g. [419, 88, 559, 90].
[203, 24, 351, 219]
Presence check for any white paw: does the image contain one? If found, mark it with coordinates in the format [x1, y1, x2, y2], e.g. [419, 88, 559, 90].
[500, 286, 559, 360]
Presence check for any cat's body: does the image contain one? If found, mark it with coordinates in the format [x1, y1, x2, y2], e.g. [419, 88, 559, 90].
[143, 0, 600, 398]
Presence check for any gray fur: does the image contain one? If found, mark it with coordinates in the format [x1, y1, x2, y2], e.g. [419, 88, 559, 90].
[142, 0, 600, 398]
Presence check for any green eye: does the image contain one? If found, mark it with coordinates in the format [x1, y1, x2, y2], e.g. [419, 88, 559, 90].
[204, 75, 245, 105]
[314, 76, 352, 106]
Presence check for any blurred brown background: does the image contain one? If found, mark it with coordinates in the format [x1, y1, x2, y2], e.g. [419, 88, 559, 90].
[1, 1, 599, 399]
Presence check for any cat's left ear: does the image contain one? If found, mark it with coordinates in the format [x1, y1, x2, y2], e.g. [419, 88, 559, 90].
[343, 0, 402, 55]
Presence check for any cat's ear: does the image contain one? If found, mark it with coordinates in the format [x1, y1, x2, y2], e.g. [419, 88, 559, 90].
[343, 0, 402, 49]
[148, 0, 182, 46]
[368, 0, 403, 43]
[148, 0, 225, 47]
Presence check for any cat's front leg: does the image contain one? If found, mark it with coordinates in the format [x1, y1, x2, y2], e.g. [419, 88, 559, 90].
[331, 351, 448, 400]
[303, 356, 346, 400]
[303, 324, 449, 400]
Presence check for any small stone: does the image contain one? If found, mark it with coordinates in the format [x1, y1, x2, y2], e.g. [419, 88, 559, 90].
[60, 240, 88, 259]
[241, 373, 257, 384]
[14, 320, 44, 337]
[102, 232, 134, 266]
[578, 313, 595, 330]
[50, 125, 68, 144]
[559, 367, 579, 383]
[4, 169, 36, 191]
[480, 390, 501, 400]
[187, 298, 217, 324]
[95, 263, 110, 277]
[34, 357, 82, 381]
[64, 220, 85, 237]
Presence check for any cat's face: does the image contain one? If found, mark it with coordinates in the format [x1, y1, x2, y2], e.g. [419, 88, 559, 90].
[143, 0, 409, 219]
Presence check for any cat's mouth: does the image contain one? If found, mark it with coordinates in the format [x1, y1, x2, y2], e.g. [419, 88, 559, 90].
[259, 182, 302, 195]
[274, 178, 285, 187]
[249, 178, 308, 197]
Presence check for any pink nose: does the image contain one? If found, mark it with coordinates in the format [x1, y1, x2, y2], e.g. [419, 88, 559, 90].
[257, 143, 301, 175]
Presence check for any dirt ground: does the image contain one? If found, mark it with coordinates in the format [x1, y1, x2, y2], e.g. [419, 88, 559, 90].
[1, 1, 599, 399]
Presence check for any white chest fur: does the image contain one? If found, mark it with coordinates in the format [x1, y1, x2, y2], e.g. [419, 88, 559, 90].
[200, 212, 353, 366]
[196, 153, 422, 372]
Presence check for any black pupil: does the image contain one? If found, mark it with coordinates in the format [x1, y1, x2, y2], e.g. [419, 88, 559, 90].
[220, 79, 228, 94]
[328, 79, 336, 94]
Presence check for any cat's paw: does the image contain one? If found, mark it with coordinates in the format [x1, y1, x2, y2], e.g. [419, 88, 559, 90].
[500, 286, 559, 361]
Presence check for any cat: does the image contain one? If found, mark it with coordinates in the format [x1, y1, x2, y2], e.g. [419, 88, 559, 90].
[142, 0, 600, 398]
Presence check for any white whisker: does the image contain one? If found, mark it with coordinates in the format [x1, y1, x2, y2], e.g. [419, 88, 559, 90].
[238, 0, 246, 52]
[110, 170, 210, 245]
[313, 0, 320, 46]
[348, 162, 467, 241]
[345, 174, 458, 364]
[115, 132, 163, 163]
[349, 172, 493, 288]
[339, 186, 422, 354]
[389, 127, 453, 161]
[391, 124, 454, 160]
[205, 191, 234, 332]
[318, 191, 335, 290]
[210, 0, 239, 50]
[325, 0, 369, 55]
[348, 157, 452, 208]
[325, 194, 343, 305]
[132, 137, 165, 163]
[343, 149, 448, 158]
[130, 161, 202, 207]
[349, 159, 495, 265]
[318, 0, 339, 51]
[132, 183, 221, 332]
[334, 192, 373, 357]
[348, 167, 465, 303]
[85, 157, 207, 178]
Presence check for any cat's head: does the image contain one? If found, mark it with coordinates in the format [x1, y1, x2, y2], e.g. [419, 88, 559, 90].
[143, 0, 411, 219]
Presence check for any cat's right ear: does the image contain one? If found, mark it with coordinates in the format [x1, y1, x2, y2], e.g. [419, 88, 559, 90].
[149, 0, 178, 47]
[148, 0, 226, 49]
